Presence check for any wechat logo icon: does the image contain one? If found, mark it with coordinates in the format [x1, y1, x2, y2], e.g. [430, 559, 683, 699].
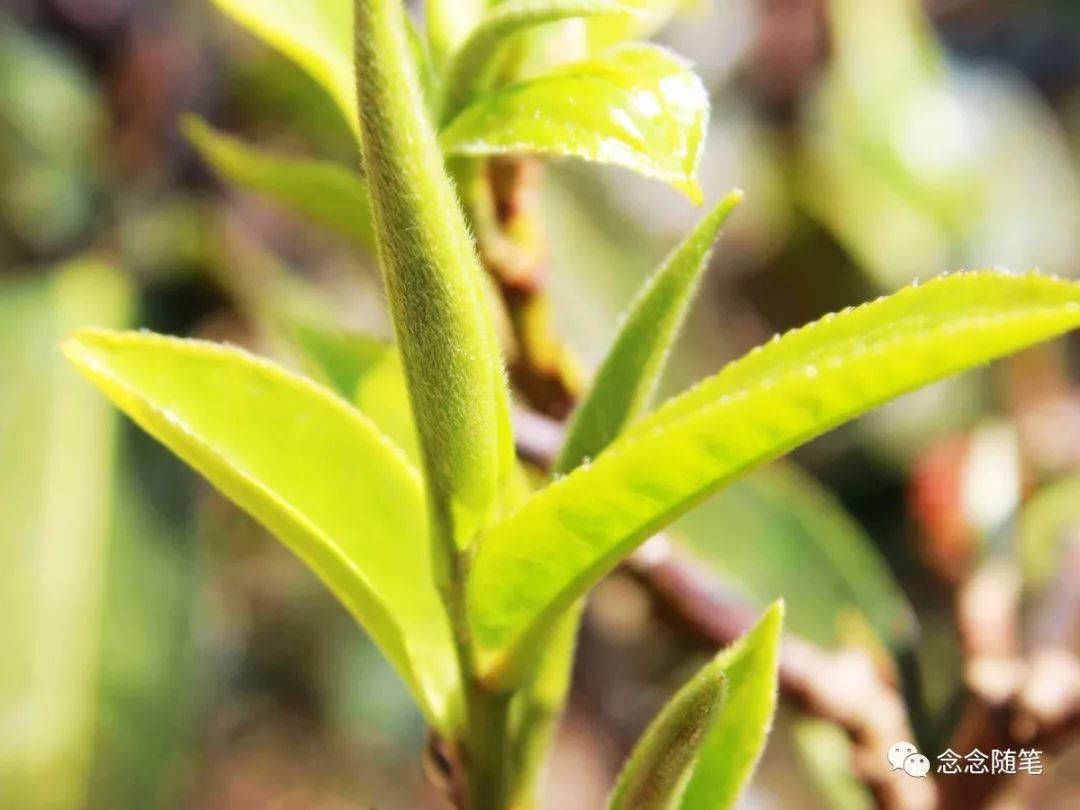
[888, 742, 929, 778]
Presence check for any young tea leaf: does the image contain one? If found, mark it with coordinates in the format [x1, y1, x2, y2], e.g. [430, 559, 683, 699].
[440, 0, 638, 124]
[440, 44, 709, 201]
[184, 117, 374, 246]
[355, 0, 514, 551]
[607, 655, 727, 810]
[607, 602, 782, 810]
[62, 330, 460, 733]
[469, 271, 1080, 681]
[557, 191, 741, 473]
[679, 602, 783, 810]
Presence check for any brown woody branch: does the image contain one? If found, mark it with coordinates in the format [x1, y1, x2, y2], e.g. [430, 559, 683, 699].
[937, 538, 1080, 809]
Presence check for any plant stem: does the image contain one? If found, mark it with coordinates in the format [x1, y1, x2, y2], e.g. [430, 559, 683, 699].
[442, 551, 513, 809]
[463, 680, 514, 810]
[353, 0, 516, 805]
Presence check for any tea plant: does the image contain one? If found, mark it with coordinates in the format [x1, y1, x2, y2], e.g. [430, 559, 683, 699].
[64, 0, 1080, 807]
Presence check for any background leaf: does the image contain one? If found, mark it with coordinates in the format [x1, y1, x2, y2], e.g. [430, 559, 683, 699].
[184, 117, 373, 246]
[675, 462, 915, 649]
[63, 330, 460, 733]
[0, 261, 131, 809]
[440, 44, 708, 200]
[352, 349, 420, 464]
[679, 602, 783, 810]
[290, 323, 390, 399]
[209, 0, 356, 132]
[468, 271, 1080, 680]
[557, 191, 740, 473]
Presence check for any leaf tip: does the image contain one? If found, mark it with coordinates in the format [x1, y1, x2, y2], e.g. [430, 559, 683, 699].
[761, 598, 786, 629]
[60, 327, 110, 364]
[681, 179, 705, 205]
[63, 331, 125, 390]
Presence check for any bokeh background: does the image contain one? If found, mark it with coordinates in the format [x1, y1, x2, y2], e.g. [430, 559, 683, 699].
[3, 0, 1080, 807]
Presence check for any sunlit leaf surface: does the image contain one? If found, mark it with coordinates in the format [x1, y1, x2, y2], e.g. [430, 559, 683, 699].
[64, 330, 460, 732]
[441, 44, 708, 200]
[425, 0, 489, 69]
[469, 272, 1080, 680]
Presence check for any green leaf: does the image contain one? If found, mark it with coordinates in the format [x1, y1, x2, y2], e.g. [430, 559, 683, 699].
[289, 324, 422, 464]
[355, 0, 514, 553]
[426, 0, 489, 69]
[209, 0, 356, 134]
[607, 652, 728, 810]
[679, 602, 783, 810]
[469, 271, 1080, 681]
[675, 463, 915, 649]
[353, 349, 421, 465]
[183, 117, 373, 246]
[440, 44, 709, 201]
[1, 261, 131, 810]
[289, 323, 389, 400]
[557, 191, 741, 473]
[62, 330, 460, 733]
[406, 14, 440, 116]
[607, 602, 782, 810]
[440, 0, 638, 124]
